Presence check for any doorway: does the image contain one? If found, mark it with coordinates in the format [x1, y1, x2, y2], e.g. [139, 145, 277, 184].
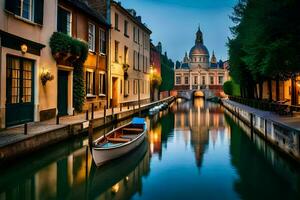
[57, 70, 69, 116]
[112, 77, 119, 107]
[5, 55, 34, 127]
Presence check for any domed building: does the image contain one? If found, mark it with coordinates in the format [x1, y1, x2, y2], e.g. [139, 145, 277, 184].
[174, 27, 229, 97]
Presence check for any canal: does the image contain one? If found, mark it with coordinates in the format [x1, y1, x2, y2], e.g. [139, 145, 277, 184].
[0, 98, 300, 200]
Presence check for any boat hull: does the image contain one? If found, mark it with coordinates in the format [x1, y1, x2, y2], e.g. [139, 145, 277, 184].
[92, 130, 146, 166]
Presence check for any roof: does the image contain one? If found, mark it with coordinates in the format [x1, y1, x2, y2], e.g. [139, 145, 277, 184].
[111, 1, 152, 34]
[64, 0, 109, 27]
[181, 63, 190, 69]
[189, 44, 209, 57]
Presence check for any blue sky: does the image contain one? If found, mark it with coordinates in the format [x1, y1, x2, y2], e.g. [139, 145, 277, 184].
[119, 0, 237, 62]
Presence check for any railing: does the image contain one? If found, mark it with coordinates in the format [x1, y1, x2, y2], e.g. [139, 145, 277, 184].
[229, 96, 300, 115]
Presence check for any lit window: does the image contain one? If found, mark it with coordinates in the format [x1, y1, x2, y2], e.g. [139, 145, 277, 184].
[99, 73, 106, 95]
[88, 23, 95, 52]
[86, 71, 94, 95]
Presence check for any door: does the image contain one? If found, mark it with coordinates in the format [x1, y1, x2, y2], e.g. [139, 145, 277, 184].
[6, 55, 34, 127]
[112, 77, 119, 107]
[57, 70, 68, 116]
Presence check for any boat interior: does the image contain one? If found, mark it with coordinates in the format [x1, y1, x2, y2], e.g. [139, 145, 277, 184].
[95, 123, 144, 148]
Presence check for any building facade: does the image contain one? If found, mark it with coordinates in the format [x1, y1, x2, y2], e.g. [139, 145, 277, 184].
[174, 27, 229, 97]
[108, 1, 152, 107]
[150, 42, 161, 101]
[0, 0, 109, 128]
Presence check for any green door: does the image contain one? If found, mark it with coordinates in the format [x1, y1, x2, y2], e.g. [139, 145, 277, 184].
[57, 70, 68, 116]
[6, 55, 34, 127]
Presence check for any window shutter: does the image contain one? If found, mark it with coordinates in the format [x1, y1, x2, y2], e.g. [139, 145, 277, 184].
[34, 0, 44, 25]
[93, 72, 96, 95]
[5, 0, 20, 15]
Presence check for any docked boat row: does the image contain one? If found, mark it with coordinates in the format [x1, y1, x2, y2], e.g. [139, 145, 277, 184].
[149, 102, 169, 115]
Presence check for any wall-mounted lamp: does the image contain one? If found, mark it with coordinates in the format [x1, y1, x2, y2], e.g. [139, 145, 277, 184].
[20, 44, 28, 54]
[40, 68, 54, 86]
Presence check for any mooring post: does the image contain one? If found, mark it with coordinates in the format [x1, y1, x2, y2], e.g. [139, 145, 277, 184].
[104, 105, 107, 124]
[24, 123, 28, 135]
[88, 121, 94, 148]
[56, 114, 60, 125]
[86, 110, 89, 121]
[264, 119, 268, 139]
[91, 103, 94, 120]
[112, 107, 114, 121]
[250, 113, 254, 139]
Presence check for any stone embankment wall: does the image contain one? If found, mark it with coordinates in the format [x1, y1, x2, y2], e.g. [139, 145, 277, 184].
[222, 100, 300, 163]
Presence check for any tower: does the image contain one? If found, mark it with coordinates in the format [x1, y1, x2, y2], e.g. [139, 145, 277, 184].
[195, 26, 203, 45]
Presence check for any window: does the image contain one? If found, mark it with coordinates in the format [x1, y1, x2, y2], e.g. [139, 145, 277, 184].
[115, 41, 119, 63]
[5, 0, 44, 24]
[210, 76, 214, 85]
[86, 71, 95, 96]
[6, 56, 33, 104]
[137, 29, 140, 44]
[124, 20, 128, 36]
[218, 76, 224, 85]
[124, 46, 128, 64]
[176, 76, 181, 85]
[120, 80, 123, 94]
[99, 73, 106, 95]
[133, 51, 136, 70]
[202, 76, 206, 85]
[194, 76, 198, 85]
[115, 13, 119, 30]
[88, 23, 95, 52]
[57, 6, 71, 35]
[184, 77, 189, 85]
[124, 80, 129, 96]
[99, 28, 106, 54]
[133, 26, 137, 42]
[134, 80, 138, 94]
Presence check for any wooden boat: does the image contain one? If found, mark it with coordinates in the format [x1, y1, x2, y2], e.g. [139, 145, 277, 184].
[91, 118, 147, 166]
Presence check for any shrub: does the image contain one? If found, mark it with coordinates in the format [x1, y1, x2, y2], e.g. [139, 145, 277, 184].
[223, 81, 233, 95]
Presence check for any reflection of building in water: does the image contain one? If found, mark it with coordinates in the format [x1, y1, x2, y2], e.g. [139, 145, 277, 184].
[149, 123, 162, 159]
[173, 98, 227, 168]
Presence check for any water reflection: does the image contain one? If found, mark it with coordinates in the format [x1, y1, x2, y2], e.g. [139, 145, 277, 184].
[0, 98, 300, 200]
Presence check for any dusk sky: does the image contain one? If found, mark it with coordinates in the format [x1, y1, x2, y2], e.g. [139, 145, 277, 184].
[119, 0, 237, 62]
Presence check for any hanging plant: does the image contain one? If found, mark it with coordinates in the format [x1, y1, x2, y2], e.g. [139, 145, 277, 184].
[49, 32, 88, 112]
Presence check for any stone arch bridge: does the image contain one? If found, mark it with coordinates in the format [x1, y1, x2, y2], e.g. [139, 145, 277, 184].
[177, 89, 216, 100]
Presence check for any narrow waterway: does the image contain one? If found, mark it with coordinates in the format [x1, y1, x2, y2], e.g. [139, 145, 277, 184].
[1, 98, 300, 200]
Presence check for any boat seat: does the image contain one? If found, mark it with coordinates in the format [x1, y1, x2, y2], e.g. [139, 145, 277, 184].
[122, 128, 143, 132]
[121, 134, 139, 140]
[107, 138, 130, 143]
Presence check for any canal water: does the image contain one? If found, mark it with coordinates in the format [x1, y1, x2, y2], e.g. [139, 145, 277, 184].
[1, 98, 300, 200]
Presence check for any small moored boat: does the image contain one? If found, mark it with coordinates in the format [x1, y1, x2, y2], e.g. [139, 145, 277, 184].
[91, 118, 147, 166]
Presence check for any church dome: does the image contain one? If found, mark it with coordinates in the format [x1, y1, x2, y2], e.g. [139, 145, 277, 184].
[189, 26, 209, 58]
[189, 44, 209, 57]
